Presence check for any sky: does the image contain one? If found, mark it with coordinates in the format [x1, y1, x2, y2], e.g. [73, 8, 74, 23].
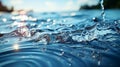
[2, 0, 99, 12]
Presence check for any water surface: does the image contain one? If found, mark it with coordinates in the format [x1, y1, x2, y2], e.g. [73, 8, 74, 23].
[0, 10, 120, 67]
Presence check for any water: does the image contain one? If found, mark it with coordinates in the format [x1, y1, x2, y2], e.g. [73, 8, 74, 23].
[0, 1, 120, 67]
[100, 0, 105, 21]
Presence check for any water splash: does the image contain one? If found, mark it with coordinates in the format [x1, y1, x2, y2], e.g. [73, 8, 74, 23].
[100, 0, 105, 21]
[0, 8, 120, 67]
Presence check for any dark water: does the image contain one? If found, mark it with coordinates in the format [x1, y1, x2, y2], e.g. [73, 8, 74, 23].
[0, 10, 120, 67]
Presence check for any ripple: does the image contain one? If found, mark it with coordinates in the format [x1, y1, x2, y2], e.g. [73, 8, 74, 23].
[0, 44, 86, 67]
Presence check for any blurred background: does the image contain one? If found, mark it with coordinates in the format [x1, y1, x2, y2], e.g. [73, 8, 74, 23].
[0, 0, 120, 12]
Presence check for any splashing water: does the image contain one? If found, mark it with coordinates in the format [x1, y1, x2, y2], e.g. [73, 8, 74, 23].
[100, 0, 105, 21]
[0, 2, 120, 67]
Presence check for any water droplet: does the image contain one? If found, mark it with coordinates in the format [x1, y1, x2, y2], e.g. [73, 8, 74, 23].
[47, 18, 51, 22]
[92, 55, 96, 58]
[68, 63, 72, 66]
[2, 18, 7, 22]
[53, 20, 56, 23]
[60, 49, 63, 51]
[98, 60, 101, 66]
[52, 22, 56, 25]
[93, 17, 99, 22]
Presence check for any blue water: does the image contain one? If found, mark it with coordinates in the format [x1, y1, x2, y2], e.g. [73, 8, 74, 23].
[0, 10, 120, 67]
